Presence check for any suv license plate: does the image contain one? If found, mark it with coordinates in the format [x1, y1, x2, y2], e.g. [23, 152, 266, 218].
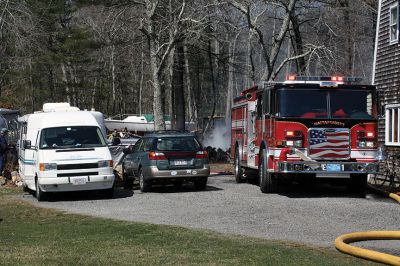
[173, 160, 188, 166]
[71, 177, 87, 185]
[326, 164, 341, 172]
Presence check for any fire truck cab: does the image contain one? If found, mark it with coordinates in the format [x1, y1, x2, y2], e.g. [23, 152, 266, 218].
[231, 76, 379, 194]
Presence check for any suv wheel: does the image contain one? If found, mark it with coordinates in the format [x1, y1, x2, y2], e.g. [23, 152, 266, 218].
[194, 177, 208, 190]
[122, 164, 133, 189]
[139, 169, 150, 192]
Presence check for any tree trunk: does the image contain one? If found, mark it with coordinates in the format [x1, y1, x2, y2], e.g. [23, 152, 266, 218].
[60, 63, 71, 104]
[184, 44, 196, 123]
[169, 48, 175, 128]
[338, 0, 352, 75]
[203, 39, 217, 135]
[172, 40, 185, 130]
[150, 44, 166, 130]
[92, 77, 97, 110]
[139, 41, 145, 115]
[226, 41, 234, 128]
[290, 13, 306, 74]
[69, 64, 77, 106]
[111, 44, 116, 113]
[28, 58, 35, 112]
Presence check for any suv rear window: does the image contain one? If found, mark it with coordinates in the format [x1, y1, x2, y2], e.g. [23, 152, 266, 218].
[153, 137, 200, 151]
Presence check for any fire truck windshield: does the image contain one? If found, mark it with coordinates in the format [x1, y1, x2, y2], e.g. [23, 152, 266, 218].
[277, 89, 375, 119]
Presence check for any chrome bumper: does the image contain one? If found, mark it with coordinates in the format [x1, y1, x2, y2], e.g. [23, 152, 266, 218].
[143, 165, 210, 180]
[39, 175, 115, 192]
[277, 161, 379, 174]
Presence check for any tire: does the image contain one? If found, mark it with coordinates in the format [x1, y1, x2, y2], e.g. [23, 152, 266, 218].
[122, 164, 133, 189]
[139, 169, 150, 192]
[194, 176, 208, 190]
[23, 183, 30, 192]
[348, 174, 367, 197]
[104, 187, 114, 199]
[35, 179, 46, 202]
[259, 149, 277, 193]
[173, 180, 183, 188]
[234, 146, 244, 183]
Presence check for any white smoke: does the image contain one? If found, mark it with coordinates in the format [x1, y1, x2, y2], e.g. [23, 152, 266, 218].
[202, 120, 231, 151]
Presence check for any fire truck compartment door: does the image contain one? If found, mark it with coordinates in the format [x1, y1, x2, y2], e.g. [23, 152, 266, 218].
[247, 110, 257, 167]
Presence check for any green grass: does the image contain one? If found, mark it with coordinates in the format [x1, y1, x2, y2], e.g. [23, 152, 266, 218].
[0, 188, 376, 266]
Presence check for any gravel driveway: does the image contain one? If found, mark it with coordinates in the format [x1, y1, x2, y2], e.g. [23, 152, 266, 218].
[21, 175, 400, 253]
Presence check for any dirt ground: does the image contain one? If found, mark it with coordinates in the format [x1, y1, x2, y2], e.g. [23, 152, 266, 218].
[210, 163, 234, 173]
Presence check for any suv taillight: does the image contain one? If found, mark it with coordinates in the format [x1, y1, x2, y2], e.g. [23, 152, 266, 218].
[195, 150, 208, 159]
[149, 152, 167, 160]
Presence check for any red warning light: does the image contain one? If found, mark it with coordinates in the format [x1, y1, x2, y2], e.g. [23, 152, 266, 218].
[287, 75, 296, 81]
[331, 76, 343, 82]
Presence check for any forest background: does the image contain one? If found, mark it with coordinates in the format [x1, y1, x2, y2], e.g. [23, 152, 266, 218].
[0, 0, 377, 132]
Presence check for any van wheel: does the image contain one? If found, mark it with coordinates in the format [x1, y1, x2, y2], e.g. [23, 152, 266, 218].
[104, 187, 114, 199]
[122, 165, 133, 189]
[35, 180, 46, 201]
[259, 150, 277, 193]
[194, 177, 208, 190]
[23, 184, 30, 192]
[139, 169, 150, 192]
[234, 147, 244, 183]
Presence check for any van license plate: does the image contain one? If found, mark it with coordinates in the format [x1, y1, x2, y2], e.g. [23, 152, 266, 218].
[326, 164, 341, 172]
[71, 177, 86, 185]
[173, 160, 188, 165]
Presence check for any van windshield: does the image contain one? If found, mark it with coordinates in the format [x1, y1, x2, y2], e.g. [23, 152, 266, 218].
[39, 126, 106, 149]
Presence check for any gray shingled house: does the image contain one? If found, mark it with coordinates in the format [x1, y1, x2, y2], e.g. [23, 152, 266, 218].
[373, 0, 400, 165]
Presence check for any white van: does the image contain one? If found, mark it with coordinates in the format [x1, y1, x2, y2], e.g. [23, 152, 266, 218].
[18, 103, 115, 201]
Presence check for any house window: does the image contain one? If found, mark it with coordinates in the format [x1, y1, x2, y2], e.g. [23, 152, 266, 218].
[390, 3, 399, 43]
[385, 104, 400, 146]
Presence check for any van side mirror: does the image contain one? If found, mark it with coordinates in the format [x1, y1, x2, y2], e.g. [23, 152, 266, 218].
[23, 140, 32, 149]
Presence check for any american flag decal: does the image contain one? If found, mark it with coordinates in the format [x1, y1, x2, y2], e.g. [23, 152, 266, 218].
[308, 128, 350, 159]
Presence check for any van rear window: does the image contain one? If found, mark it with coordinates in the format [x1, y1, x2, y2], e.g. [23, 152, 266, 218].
[39, 126, 106, 149]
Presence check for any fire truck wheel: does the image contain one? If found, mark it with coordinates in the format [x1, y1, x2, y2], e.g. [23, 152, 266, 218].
[348, 174, 367, 197]
[234, 147, 244, 183]
[259, 150, 277, 193]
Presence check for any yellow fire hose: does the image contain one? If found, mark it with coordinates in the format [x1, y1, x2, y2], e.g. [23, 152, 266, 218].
[334, 189, 400, 265]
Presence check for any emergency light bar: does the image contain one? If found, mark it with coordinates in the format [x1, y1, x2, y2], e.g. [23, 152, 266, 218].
[285, 75, 362, 85]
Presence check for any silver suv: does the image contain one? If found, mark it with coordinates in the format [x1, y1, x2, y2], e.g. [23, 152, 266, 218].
[122, 131, 210, 192]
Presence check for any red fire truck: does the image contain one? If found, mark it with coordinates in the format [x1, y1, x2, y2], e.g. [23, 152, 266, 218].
[231, 75, 378, 194]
